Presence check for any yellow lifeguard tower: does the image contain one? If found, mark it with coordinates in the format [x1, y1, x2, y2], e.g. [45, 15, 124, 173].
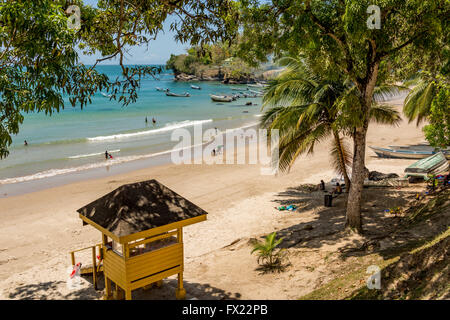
[73, 179, 207, 300]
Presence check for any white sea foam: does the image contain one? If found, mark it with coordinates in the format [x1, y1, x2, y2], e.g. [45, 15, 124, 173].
[0, 143, 204, 185]
[0, 122, 260, 186]
[68, 149, 121, 159]
[87, 119, 213, 142]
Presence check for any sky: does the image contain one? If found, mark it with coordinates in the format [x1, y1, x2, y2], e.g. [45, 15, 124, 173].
[78, 0, 188, 65]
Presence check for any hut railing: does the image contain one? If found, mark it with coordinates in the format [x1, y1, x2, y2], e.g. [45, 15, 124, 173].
[69, 243, 103, 290]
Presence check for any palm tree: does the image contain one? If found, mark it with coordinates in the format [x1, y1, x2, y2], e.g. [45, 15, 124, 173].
[404, 67, 449, 126]
[261, 57, 402, 191]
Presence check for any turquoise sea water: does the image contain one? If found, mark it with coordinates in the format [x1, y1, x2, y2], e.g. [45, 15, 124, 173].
[0, 65, 262, 185]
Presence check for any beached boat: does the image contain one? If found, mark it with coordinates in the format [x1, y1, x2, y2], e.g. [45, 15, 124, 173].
[369, 146, 450, 160]
[190, 85, 201, 90]
[166, 92, 190, 97]
[210, 94, 233, 102]
[404, 152, 449, 180]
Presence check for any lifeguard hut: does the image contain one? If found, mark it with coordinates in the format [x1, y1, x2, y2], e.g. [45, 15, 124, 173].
[72, 179, 207, 300]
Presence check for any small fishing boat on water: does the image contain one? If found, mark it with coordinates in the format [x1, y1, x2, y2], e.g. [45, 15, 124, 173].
[156, 87, 169, 92]
[248, 89, 263, 96]
[166, 92, 190, 97]
[231, 87, 247, 91]
[370, 145, 450, 160]
[101, 92, 112, 98]
[248, 83, 268, 88]
[210, 94, 233, 102]
[190, 85, 201, 90]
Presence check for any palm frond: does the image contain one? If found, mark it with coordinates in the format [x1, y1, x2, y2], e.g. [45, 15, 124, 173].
[404, 80, 436, 125]
[330, 134, 352, 177]
[370, 104, 402, 126]
[373, 84, 409, 102]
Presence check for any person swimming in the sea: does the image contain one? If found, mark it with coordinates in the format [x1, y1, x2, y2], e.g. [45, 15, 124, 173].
[152, 117, 156, 125]
[24, 140, 28, 146]
[105, 151, 109, 159]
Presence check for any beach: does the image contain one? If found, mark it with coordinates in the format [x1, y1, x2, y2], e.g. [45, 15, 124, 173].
[0, 95, 428, 299]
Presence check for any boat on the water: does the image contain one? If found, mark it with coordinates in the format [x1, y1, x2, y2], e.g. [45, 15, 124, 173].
[210, 94, 233, 102]
[190, 85, 201, 90]
[156, 87, 169, 92]
[166, 92, 190, 97]
[248, 83, 268, 88]
[370, 145, 450, 160]
[247, 89, 263, 96]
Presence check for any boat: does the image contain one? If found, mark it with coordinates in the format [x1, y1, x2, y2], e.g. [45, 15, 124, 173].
[231, 87, 247, 91]
[369, 146, 450, 160]
[248, 83, 268, 88]
[101, 92, 112, 98]
[210, 94, 233, 102]
[190, 85, 201, 90]
[247, 89, 263, 96]
[156, 87, 168, 92]
[166, 92, 190, 97]
[404, 152, 449, 180]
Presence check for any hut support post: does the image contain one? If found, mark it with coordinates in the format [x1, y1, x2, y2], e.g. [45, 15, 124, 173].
[92, 246, 97, 290]
[176, 227, 186, 300]
[102, 234, 112, 300]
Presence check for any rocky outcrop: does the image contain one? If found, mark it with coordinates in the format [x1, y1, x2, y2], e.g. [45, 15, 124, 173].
[173, 67, 261, 84]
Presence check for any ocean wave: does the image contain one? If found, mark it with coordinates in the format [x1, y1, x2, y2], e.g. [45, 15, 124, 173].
[0, 122, 260, 186]
[87, 119, 214, 142]
[68, 149, 121, 159]
[0, 143, 205, 185]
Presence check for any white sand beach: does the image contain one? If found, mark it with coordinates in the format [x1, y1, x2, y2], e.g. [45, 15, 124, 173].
[0, 95, 430, 300]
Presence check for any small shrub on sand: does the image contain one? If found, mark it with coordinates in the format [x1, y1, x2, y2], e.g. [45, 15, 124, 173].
[251, 232, 289, 273]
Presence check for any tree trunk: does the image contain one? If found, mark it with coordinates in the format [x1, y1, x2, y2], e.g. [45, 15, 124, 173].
[345, 61, 379, 233]
[332, 131, 351, 192]
[345, 127, 367, 233]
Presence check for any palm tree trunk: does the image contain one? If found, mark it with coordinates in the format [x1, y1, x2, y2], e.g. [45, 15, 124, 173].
[332, 131, 351, 192]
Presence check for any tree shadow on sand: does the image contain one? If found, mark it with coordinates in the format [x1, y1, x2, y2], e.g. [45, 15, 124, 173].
[6, 275, 241, 300]
[7, 281, 102, 300]
[269, 185, 423, 254]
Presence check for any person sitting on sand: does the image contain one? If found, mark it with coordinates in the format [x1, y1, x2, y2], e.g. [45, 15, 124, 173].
[333, 183, 342, 195]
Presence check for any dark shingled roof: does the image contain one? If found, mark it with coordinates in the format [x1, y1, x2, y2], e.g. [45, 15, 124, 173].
[77, 180, 208, 238]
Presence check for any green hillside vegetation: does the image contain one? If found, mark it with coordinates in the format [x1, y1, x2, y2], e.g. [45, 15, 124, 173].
[299, 189, 450, 300]
[166, 42, 256, 81]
